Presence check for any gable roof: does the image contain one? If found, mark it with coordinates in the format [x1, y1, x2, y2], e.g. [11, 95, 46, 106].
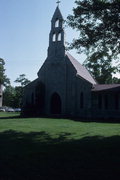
[92, 84, 120, 92]
[66, 52, 96, 85]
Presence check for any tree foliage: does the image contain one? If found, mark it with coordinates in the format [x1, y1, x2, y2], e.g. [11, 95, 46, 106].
[0, 58, 10, 86]
[14, 86, 24, 108]
[3, 74, 30, 108]
[67, 0, 120, 83]
[13, 74, 31, 107]
[3, 86, 15, 107]
[15, 74, 31, 87]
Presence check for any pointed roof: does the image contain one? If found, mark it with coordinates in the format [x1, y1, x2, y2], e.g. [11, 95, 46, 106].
[52, 6, 63, 21]
[66, 52, 96, 85]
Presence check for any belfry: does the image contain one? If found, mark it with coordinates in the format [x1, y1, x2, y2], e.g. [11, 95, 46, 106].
[47, 6, 65, 58]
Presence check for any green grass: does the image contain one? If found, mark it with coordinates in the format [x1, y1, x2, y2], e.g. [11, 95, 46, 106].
[0, 112, 120, 138]
[0, 112, 120, 179]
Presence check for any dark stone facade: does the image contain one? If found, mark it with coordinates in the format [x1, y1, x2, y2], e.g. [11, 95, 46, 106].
[91, 85, 120, 119]
[22, 7, 120, 120]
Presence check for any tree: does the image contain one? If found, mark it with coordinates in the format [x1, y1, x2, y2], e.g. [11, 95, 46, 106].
[15, 74, 31, 87]
[3, 74, 30, 108]
[14, 86, 23, 108]
[14, 74, 31, 108]
[0, 58, 10, 107]
[0, 58, 10, 86]
[3, 86, 15, 107]
[67, 0, 120, 83]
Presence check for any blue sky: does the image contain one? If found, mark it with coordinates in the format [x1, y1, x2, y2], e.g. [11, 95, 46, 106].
[0, 0, 86, 86]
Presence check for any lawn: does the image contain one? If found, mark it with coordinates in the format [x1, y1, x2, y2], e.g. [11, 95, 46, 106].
[0, 112, 120, 179]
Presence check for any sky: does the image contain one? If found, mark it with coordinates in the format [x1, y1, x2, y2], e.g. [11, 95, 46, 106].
[0, 0, 86, 86]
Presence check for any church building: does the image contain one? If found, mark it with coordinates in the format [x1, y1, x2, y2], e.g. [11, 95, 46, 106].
[22, 6, 120, 120]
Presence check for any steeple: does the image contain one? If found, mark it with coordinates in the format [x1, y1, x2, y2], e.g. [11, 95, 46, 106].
[48, 6, 65, 58]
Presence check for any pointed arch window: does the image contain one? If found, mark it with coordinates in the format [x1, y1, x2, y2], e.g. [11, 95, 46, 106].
[52, 33, 56, 42]
[80, 92, 84, 109]
[31, 93, 34, 105]
[98, 94, 102, 109]
[104, 94, 108, 110]
[50, 92, 61, 114]
[57, 32, 62, 41]
[55, 19, 59, 27]
[115, 94, 119, 110]
[35, 82, 45, 111]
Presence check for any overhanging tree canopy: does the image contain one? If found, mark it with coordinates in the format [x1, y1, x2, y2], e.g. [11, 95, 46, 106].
[67, 0, 120, 83]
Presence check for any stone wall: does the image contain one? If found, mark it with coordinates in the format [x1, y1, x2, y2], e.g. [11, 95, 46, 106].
[91, 90, 120, 119]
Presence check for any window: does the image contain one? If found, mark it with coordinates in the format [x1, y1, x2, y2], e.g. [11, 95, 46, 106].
[31, 93, 34, 105]
[35, 82, 45, 111]
[55, 19, 59, 27]
[50, 92, 61, 114]
[104, 94, 108, 110]
[98, 94, 102, 109]
[57, 32, 62, 41]
[115, 94, 119, 110]
[52, 33, 56, 42]
[80, 92, 84, 109]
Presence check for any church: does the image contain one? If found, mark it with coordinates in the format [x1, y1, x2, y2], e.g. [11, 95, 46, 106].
[22, 6, 120, 120]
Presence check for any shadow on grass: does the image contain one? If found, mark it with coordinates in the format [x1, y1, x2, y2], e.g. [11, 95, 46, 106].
[0, 130, 120, 180]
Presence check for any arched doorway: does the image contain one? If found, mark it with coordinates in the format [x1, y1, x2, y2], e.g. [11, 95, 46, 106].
[50, 93, 61, 114]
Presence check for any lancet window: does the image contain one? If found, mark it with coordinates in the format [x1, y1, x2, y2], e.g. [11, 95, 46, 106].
[80, 92, 84, 109]
[52, 33, 56, 42]
[57, 32, 62, 41]
[55, 19, 59, 27]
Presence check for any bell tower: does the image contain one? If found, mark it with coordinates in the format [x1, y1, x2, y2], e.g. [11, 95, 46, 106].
[48, 6, 65, 58]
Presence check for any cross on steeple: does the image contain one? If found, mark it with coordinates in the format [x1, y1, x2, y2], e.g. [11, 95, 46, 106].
[56, 0, 61, 7]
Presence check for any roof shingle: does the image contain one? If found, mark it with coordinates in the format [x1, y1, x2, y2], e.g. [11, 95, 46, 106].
[92, 84, 120, 91]
[66, 52, 96, 85]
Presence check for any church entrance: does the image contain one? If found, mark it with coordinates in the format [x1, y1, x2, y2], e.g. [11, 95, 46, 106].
[50, 93, 61, 114]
